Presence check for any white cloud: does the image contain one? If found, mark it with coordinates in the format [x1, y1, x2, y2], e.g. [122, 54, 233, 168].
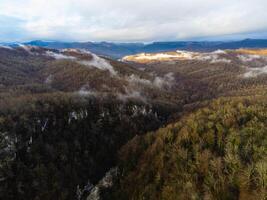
[78, 52, 117, 75]
[243, 66, 267, 78]
[46, 51, 77, 60]
[238, 54, 262, 62]
[0, 0, 267, 41]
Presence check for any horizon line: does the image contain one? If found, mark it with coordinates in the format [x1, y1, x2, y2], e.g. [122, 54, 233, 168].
[2, 37, 267, 45]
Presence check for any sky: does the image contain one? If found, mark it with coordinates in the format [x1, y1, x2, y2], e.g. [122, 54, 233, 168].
[0, 0, 267, 42]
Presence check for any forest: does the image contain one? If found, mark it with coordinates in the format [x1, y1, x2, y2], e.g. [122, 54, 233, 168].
[111, 96, 267, 200]
[0, 46, 266, 200]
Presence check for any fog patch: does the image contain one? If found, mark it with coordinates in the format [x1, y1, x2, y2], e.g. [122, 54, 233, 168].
[76, 52, 116, 75]
[77, 85, 97, 96]
[243, 66, 267, 78]
[128, 74, 151, 85]
[117, 87, 147, 102]
[138, 67, 146, 71]
[195, 54, 231, 63]
[0, 45, 13, 50]
[126, 73, 175, 89]
[18, 44, 41, 54]
[61, 48, 81, 54]
[46, 48, 117, 75]
[46, 51, 76, 60]
[45, 75, 53, 84]
[18, 44, 32, 53]
[238, 54, 262, 62]
[153, 73, 175, 88]
[211, 50, 227, 54]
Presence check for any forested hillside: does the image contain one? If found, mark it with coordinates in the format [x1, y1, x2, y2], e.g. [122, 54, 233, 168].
[111, 95, 267, 200]
[111, 49, 267, 200]
[0, 46, 179, 200]
[0, 45, 266, 200]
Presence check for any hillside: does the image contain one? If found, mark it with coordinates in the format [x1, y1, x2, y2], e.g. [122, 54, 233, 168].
[123, 49, 267, 100]
[0, 45, 182, 200]
[0, 45, 182, 105]
[0, 45, 266, 200]
[108, 49, 267, 200]
[111, 95, 267, 200]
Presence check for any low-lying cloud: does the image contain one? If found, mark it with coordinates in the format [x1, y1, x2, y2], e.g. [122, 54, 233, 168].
[243, 66, 267, 78]
[44, 48, 117, 75]
[79, 53, 117, 75]
[46, 51, 76, 60]
[238, 54, 262, 62]
[0, 45, 13, 50]
[127, 73, 175, 89]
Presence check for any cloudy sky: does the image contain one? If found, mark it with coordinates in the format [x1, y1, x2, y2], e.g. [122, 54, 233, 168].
[0, 0, 267, 42]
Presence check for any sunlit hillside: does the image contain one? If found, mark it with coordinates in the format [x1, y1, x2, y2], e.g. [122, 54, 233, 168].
[236, 48, 267, 56]
[112, 95, 267, 200]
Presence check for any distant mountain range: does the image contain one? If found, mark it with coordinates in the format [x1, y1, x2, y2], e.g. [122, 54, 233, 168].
[3, 38, 267, 58]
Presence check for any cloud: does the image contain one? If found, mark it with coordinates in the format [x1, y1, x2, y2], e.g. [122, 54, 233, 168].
[44, 48, 117, 75]
[243, 66, 267, 78]
[0, 0, 267, 42]
[78, 53, 117, 75]
[46, 51, 76, 60]
[238, 54, 262, 62]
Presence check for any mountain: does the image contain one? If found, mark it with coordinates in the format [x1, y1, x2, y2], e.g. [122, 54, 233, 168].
[111, 95, 267, 200]
[19, 39, 267, 59]
[0, 45, 266, 200]
[108, 48, 267, 200]
[24, 40, 145, 59]
[0, 45, 181, 200]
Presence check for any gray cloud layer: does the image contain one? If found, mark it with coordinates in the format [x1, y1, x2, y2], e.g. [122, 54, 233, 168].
[0, 0, 267, 42]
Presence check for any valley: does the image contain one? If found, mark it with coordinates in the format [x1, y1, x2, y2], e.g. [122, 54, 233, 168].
[0, 45, 266, 200]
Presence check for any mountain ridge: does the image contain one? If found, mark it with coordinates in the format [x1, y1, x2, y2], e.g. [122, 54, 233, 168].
[2, 38, 267, 59]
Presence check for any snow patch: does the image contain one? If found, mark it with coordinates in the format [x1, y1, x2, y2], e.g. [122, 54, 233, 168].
[123, 50, 231, 63]
[175, 50, 197, 59]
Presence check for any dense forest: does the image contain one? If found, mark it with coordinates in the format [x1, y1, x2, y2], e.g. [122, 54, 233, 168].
[0, 94, 176, 199]
[0, 46, 266, 200]
[111, 96, 267, 200]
